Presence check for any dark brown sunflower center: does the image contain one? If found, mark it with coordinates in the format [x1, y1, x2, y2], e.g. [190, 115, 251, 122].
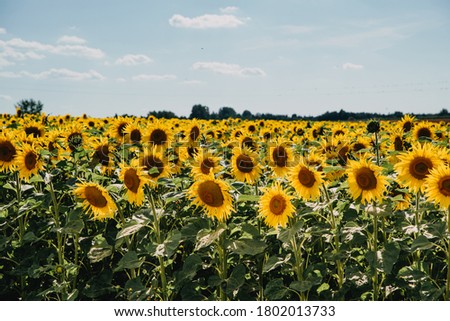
[417, 127, 432, 139]
[117, 123, 127, 137]
[124, 168, 140, 193]
[142, 155, 164, 178]
[200, 158, 215, 174]
[263, 132, 271, 140]
[67, 133, 83, 151]
[355, 167, 377, 190]
[24, 151, 37, 170]
[130, 129, 142, 143]
[25, 126, 42, 138]
[334, 130, 345, 136]
[94, 145, 110, 166]
[394, 136, 403, 151]
[269, 195, 287, 216]
[248, 125, 256, 132]
[197, 180, 224, 207]
[242, 137, 256, 151]
[403, 121, 412, 132]
[272, 146, 287, 167]
[298, 167, 316, 188]
[187, 146, 198, 158]
[353, 143, 366, 153]
[409, 157, 433, 180]
[438, 177, 450, 197]
[189, 126, 200, 142]
[150, 129, 167, 145]
[338, 146, 349, 166]
[84, 186, 108, 208]
[0, 141, 16, 162]
[236, 154, 254, 173]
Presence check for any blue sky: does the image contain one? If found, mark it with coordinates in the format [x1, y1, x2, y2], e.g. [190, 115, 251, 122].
[0, 0, 449, 118]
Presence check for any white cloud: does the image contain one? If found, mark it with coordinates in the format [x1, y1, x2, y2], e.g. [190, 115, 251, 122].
[57, 35, 87, 44]
[169, 14, 246, 29]
[115, 54, 153, 66]
[0, 68, 106, 80]
[0, 28, 6, 34]
[0, 94, 12, 101]
[342, 62, 364, 70]
[0, 38, 105, 59]
[132, 74, 177, 81]
[220, 6, 239, 14]
[192, 61, 266, 77]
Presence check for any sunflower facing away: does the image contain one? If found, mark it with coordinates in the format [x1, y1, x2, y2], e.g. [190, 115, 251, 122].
[346, 157, 388, 204]
[15, 144, 44, 181]
[230, 146, 261, 184]
[424, 165, 450, 209]
[119, 164, 149, 206]
[288, 158, 324, 201]
[73, 182, 117, 220]
[187, 175, 234, 222]
[394, 143, 443, 194]
[259, 182, 295, 229]
[0, 132, 17, 172]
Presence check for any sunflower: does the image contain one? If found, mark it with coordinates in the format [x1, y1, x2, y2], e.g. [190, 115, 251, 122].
[89, 137, 116, 174]
[124, 122, 144, 145]
[187, 174, 234, 222]
[136, 147, 171, 184]
[394, 143, 443, 193]
[110, 117, 130, 141]
[276, 145, 298, 176]
[73, 182, 117, 220]
[187, 120, 202, 145]
[413, 121, 434, 141]
[424, 165, 450, 209]
[15, 144, 44, 181]
[346, 157, 388, 204]
[22, 120, 45, 139]
[288, 159, 324, 201]
[191, 151, 223, 179]
[63, 124, 85, 153]
[258, 182, 295, 228]
[144, 120, 171, 149]
[0, 132, 18, 172]
[119, 164, 149, 206]
[399, 114, 415, 133]
[230, 146, 261, 184]
[239, 134, 258, 151]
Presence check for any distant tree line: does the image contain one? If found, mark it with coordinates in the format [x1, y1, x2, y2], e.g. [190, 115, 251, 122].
[145, 104, 450, 121]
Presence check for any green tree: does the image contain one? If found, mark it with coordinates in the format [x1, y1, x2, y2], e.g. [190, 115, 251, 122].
[218, 106, 237, 119]
[189, 104, 210, 119]
[16, 99, 43, 115]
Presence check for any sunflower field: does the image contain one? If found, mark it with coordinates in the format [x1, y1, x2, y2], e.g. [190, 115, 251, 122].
[0, 113, 449, 301]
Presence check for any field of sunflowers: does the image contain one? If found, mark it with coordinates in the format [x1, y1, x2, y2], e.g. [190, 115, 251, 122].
[0, 113, 449, 301]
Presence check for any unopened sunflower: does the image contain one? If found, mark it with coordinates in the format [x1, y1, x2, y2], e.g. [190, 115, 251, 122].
[258, 182, 295, 228]
[187, 175, 234, 222]
[73, 182, 117, 220]
[346, 157, 388, 204]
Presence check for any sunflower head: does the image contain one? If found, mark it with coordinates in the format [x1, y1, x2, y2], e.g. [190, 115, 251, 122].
[288, 158, 324, 201]
[413, 121, 434, 142]
[187, 175, 234, 222]
[258, 182, 295, 228]
[15, 143, 43, 181]
[191, 151, 223, 179]
[73, 182, 117, 220]
[145, 120, 171, 149]
[137, 147, 171, 184]
[0, 132, 18, 172]
[424, 165, 450, 209]
[119, 164, 149, 206]
[400, 114, 415, 133]
[268, 141, 295, 177]
[231, 146, 261, 184]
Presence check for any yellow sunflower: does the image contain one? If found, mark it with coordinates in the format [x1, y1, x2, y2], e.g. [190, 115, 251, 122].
[119, 164, 149, 206]
[288, 159, 324, 201]
[399, 114, 415, 133]
[63, 124, 85, 153]
[15, 144, 43, 181]
[258, 182, 295, 228]
[191, 151, 223, 179]
[346, 157, 388, 204]
[89, 137, 116, 174]
[0, 132, 18, 172]
[394, 143, 443, 193]
[110, 116, 130, 141]
[136, 147, 171, 185]
[187, 174, 234, 222]
[144, 120, 171, 149]
[187, 120, 202, 146]
[73, 182, 117, 220]
[424, 165, 450, 209]
[268, 141, 295, 177]
[230, 146, 261, 184]
[124, 122, 144, 145]
[22, 120, 45, 139]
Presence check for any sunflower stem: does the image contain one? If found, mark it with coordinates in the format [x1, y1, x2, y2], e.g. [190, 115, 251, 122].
[218, 227, 228, 301]
[414, 191, 422, 271]
[374, 132, 380, 167]
[372, 208, 379, 301]
[291, 235, 306, 301]
[149, 191, 168, 301]
[446, 206, 450, 300]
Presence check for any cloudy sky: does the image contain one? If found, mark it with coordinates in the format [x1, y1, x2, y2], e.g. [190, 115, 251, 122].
[0, 0, 449, 117]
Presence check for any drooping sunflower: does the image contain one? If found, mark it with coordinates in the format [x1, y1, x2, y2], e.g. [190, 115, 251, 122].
[258, 182, 295, 228]
[187, 174, 234, 222]
[268, 141, 295, 177]
[73, 182, 117, 220]
[15, 143, 43, 181]
[136, 147, 171, 185]
[191, 151, 223, 179]
[346, 157, 388, 204]
[119, 164, 149, 206]
[230, 146, 261, 184]
[0, 132, 18, 172]
[288, 158, 324, 201]
[394, 143, 443, 193]
[424, 165, 450, 209]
